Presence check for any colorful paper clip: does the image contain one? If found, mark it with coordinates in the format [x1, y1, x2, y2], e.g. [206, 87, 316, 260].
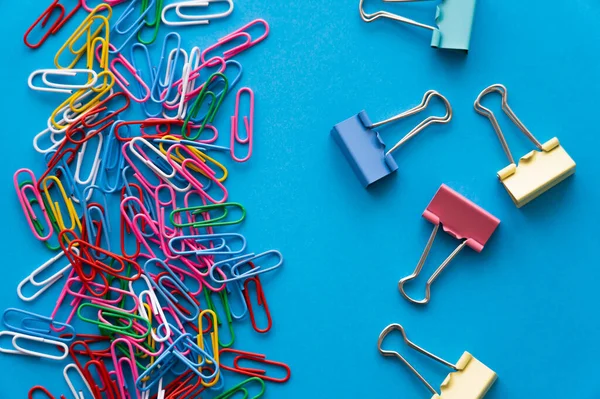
[398, 185, 500, 304]
[359, 0, 477, 51]
[331, 90, 451, 187]
[162, 0, 234, 26]
[378, 324, 497, 399]
[474, 84, 576, 208]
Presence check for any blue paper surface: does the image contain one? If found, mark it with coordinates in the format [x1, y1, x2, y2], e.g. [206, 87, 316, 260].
[0, 0, 599, 398]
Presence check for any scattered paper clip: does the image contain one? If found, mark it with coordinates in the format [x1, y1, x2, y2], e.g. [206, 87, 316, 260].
[331, 90, 452, 187]
[398, 184, 500, 304]
[378, 324, 497, 399]
[162, 0, 234, 26]
[359, 0, 477, 51]
[28, 69, 98, 94]
[474, 84, 576, 207]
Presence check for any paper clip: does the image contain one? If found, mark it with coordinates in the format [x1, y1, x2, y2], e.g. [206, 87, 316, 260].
[378, 324, 497, 399]
[28, 69, 98, 94]
[0, 331, 69, 360]
[244, 275, 272, 333]
[28, 386, 57, 399]
[331, 90, 452, 187]
[63, 363, 96, 399]
[219, 348, 291, 383]
[231, 87, 254, 162]
[24, 0, 82, 49]
[398, 185, 499, 304]
[201, 19, 270, 63]
[359, 0, 477, 52]
[162, 0, 234, 26]
[14, 169, 54, 242]
[213, 377, 266, 399]
[109, 0, 157, 54]
[474, 84, 576, 208]
[2, 308, 75, 342]
[17, 251, 72, 302]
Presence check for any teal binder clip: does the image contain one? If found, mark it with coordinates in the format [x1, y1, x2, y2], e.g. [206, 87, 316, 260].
[359, 0, 477, 52]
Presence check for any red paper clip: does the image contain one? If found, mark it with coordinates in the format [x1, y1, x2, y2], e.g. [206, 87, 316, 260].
[244, 274, 272, 333]
[24, 0, 82, 49]
[28, 386, 56, 399]
[65, 92, 130, 145]
[219, 348, 291, 383]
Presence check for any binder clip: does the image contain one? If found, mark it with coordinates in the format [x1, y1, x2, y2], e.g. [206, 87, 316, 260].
[398, 184, 499, 304]
[331, 90, 451, 188]
[378, 324, 497, 399]
[474, 84, 576, 208]
[359, 0, 477, 52]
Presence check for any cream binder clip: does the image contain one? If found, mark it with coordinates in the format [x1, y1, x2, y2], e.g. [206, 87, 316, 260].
[378, 324, 497, 399]
[474, 84, 576, 208]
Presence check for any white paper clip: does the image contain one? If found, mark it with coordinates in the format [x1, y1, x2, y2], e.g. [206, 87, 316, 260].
[162, 0, 234, 26]
[474, 84, 576, 208]
[0, 331, 69, 360]
[28, 69, 98, 94]
[378, 324, 497, 399]
[17, 250, 75, 302]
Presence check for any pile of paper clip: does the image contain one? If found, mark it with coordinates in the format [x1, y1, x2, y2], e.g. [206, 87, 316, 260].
[6, 2, 290, 398]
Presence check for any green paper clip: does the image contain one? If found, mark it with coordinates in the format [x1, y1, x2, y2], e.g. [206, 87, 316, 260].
[359, 0, 477, 52]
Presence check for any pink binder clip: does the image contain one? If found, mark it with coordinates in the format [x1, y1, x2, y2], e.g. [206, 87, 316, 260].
[398, 184, 500, 305]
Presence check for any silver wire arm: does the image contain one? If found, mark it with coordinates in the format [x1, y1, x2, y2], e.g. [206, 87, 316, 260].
[398, 223, 467, 305]
[369, 90, 452, 156]
[474, 84, 544, 165]
[359, 0, 436, 30]
[378, 323, 458, 395]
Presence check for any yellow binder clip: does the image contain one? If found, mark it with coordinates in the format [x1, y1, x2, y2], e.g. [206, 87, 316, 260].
[474, 84, 576, 207]
[378, 324, 497, 399]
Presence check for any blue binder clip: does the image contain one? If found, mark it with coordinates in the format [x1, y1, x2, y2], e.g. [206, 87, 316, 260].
[359, 0, 477, 52]
[331, 90, 452, 188]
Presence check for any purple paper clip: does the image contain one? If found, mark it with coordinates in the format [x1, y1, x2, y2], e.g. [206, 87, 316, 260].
[331, 90, 451, 188]
[398, 184, 500, 305]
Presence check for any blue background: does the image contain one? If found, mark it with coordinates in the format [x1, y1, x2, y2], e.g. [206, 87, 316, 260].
[0, 0, 599, 398]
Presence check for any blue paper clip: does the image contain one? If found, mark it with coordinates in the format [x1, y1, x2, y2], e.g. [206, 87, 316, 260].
[110, 0, 157, 54]
[359, 0, 477, 51]
[2, 308, 75, 343]
[209, 250, 283, 285]
[331, 90, 452, 187]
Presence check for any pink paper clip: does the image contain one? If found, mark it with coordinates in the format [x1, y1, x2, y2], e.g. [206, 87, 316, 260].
[230, 87, 254, 162]
[398, 184, 500, 305]
[201, 19, 269, 63]
[14, 169, 54, 241]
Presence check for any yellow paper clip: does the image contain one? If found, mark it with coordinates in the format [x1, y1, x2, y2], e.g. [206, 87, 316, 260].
[198, 309, 220, 387]
[54, 4, 112, 70]
[474, 84, 576, 207]
[378, 324, 496, 399]
[40, 175, 82, 235]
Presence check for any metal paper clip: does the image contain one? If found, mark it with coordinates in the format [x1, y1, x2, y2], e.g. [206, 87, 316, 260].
[162, 0, 234, 26]
[213, 377, 266, 399]
[399, 184, 499, 304]
[2, 308, 75, 342]
[28, 69, 98, 94]
[0, 331, 69, 360]
[17, 251, 73, 302]
[378, 324, 497, 399]
[24, 0, 82, 49]
[359, 0, 477, 51]
[474, 84, 576, 208]
[231, 87, 254, 162]
[63, 363, 95, 399]
[331, 90, 452, 187]
[219, 348, 291, 383]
